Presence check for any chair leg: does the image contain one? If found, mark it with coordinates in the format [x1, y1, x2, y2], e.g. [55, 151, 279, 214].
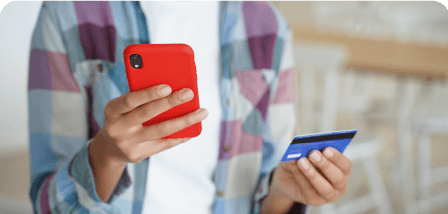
[362, 156, 394, 214]
[301, 66, 317, 134]
[320, 66, 340, 132]
[396, 78, 417, 214]
[417, 131, 432, 213]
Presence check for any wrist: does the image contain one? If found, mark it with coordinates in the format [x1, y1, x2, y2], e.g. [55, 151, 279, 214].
[261, 170, 295, 214]
[88, 130, 127, 203]
[270, 180, 296, 205]
[261, 187, 295, 214]
[89, 130, 126, 169]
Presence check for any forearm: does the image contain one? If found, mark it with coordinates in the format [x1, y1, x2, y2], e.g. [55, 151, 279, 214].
[89, 131, 127, 203]
[260, 177, 295, 214]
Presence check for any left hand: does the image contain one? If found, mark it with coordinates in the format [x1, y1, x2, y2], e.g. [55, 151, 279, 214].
[271, 147, 352, 206]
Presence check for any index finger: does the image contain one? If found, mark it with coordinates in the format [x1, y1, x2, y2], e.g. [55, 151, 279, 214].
[322, 147, 351, 175]
[106, 84, 172, 115]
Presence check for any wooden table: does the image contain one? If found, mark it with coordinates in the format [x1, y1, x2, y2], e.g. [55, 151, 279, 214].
[293, 26, 448, 80]
[293, 25, 448, 214]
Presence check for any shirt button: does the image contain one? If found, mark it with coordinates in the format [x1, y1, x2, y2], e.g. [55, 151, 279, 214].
[226, 98, 230, 105]
[258, 187, 263, 193]
[97, 64, 103, 72]
[217, 190, 224, 197]
[261, 75, 266, 82]
[224, 145, 230, 152]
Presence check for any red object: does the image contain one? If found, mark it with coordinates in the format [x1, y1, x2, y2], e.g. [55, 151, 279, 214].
[123, 44, 201, 138]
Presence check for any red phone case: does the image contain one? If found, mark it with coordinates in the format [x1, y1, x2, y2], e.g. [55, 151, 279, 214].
[123, 44, 202, 138]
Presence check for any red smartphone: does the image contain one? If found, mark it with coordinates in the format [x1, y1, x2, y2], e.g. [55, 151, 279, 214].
[123, 44, 201, 138]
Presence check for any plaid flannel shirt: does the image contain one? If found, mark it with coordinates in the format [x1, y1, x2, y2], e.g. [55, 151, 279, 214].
[28, 1, 307, 213]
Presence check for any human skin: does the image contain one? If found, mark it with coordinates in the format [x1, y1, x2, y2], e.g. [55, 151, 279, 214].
[88, 83, 351, 212]
[261, 147, 352, 213]
[88, 84, 208, 202]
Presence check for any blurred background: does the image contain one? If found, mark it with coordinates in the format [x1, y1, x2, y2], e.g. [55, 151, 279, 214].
[0, 1, 447, 214]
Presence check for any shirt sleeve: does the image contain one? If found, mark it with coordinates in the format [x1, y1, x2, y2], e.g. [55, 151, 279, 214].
[251, 26, 308, 214]
[28, 3, 131, 213]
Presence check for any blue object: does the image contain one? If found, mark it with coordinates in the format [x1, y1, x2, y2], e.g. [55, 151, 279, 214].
[281, 130, 357, 162]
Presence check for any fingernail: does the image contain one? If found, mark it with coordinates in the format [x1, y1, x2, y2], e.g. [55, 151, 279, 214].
[324, 148, 334, 157]
[299, 158, 309, 170]
[195, 109, 209, 120]
[159, 85, 172, 96]
[311, 151, 321, 162]
[180, 89, 193, 100]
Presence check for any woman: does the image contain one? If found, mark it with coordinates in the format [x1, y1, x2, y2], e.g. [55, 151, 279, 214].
[28, 1, 351, 213]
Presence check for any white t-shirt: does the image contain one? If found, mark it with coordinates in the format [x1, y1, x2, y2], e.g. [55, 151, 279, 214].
[140, 2, 221, 214]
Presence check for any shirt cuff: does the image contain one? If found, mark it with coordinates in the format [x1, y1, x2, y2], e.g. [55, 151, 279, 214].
[287, 202, 309, 214]
[254, 170, 275, 203]
[253, 168, 309, 214]
[69, 139, 132, 204]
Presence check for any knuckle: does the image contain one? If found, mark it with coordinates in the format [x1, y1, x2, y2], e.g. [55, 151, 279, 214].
[173, 138, 186, 146]
[330, 196, 338, 203]
[334, 177, 345, 187]
[336, 174, 346, 184]
[319, 159, 330, 170]
[148, 127, 165, 140]
[342, 163, 352, 175]
[138, 106, 147, 118]
[123, 96, 133, 109]
[306, 169, 317, 180]
[187, 117, 198, 127]
[162, 141, 176, 151]
[103, 115, 112, 126]
[346, 160, 352, 172]
[310, 199, 321, 206]
[171, 140, 183, 148]
[323, 189, 335, 200]
[319, 198, 329, 206]
[104, 123, 118, 136]
[184, 116, 194, 127]
[146, 88, 156, 100]
[104, 103, 113, 116]
[125, 151, 141, 163]
[167, 95, 178, 107]
[115, 138, 130, 150]
[341, 157, 351, 170]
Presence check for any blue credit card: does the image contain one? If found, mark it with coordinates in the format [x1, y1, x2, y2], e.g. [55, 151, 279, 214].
[281, 130, 357, 162]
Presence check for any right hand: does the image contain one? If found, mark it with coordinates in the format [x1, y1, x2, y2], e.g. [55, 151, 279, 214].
[90, 84, 208, 167]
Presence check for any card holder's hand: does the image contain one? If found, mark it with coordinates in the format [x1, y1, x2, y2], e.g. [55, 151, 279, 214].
[271, 147, 351, 206]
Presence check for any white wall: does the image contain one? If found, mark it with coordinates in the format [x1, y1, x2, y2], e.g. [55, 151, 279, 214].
[0, 1, 43, 156]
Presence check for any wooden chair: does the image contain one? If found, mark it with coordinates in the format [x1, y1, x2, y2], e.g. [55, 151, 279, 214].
[294, 42, 393, 214]
[412, 80, 448, 213]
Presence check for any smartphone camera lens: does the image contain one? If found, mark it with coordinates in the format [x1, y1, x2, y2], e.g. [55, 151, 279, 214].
[130, 54, 142, 69]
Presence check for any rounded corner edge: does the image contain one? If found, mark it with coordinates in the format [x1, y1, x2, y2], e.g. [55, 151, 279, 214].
[180, 44, 195, 56]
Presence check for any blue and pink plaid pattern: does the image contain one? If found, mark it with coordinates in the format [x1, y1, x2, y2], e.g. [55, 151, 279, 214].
[28, 1, 303, 214]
